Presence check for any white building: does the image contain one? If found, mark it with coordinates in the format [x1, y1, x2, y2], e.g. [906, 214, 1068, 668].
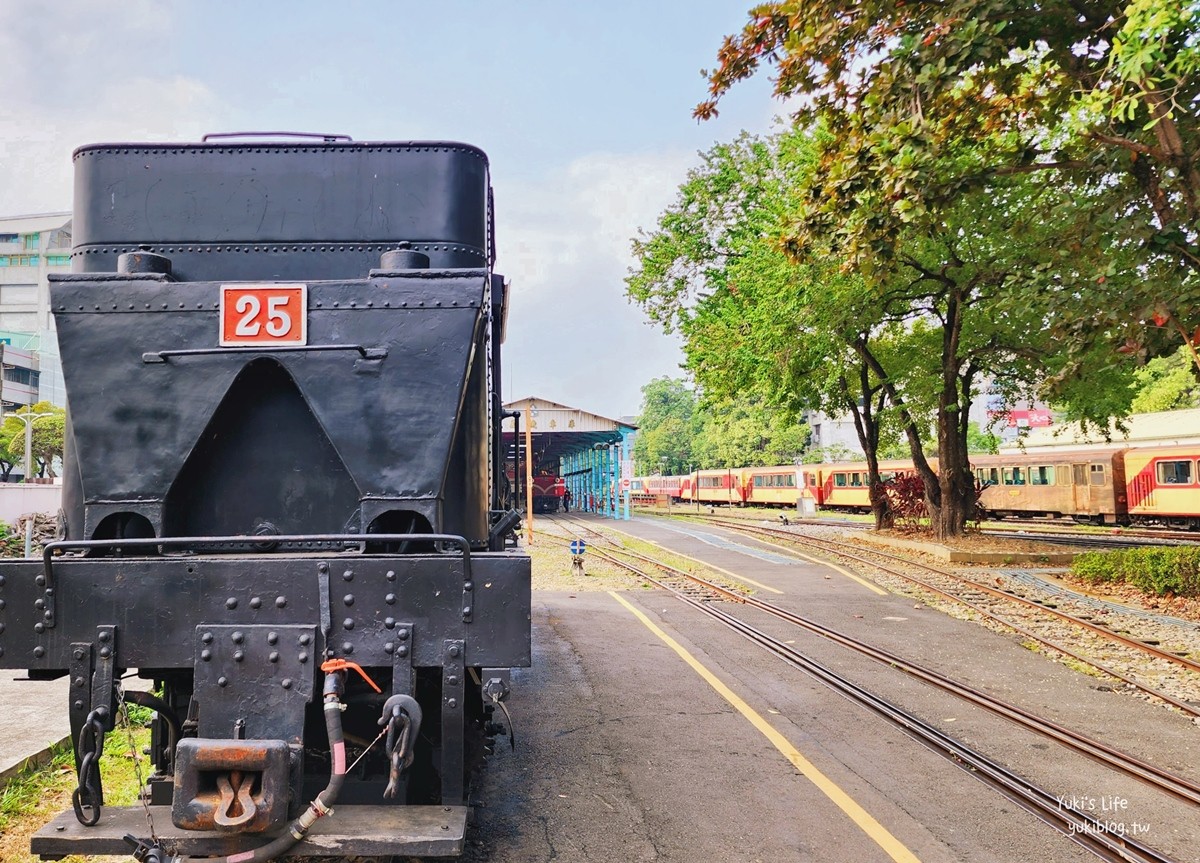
[0, 212, 71, 406]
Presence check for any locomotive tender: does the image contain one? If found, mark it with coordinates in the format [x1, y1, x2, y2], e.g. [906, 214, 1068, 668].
[1, 136, 530, 861]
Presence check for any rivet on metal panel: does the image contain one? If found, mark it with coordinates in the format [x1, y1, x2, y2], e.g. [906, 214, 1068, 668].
[99, 647, 111, 659]
[73, 676, 84, 687]
[384, 642, 395, 654]
[282, 679, 293, 690]
[386, 570, 396, 581]
[234, 650, 245, 662]
[317, 563, 329, 574]
[34, 622, 44, 634]
[97, 631, 110, 643]
[33, 646, 45, 658]
[202, 632, 214, 644]
[384, 618, 395, 629]
[464, 581, 474, 592]
[269, 651, 279, 663]
[449, 645, 461, 658]
[398, 628, 409, 640]
[344, 594, 355, 606]
[218, 677, 228, 687]
[200, 650, 212, 661]
[276, 596, 287, 609]
[226, 598, 238, 609]
[342, 570, 354, 582]
[298, 651, 309, 664]
[385, 594, 396, 605]
[232, 631, 244, 644]
[447, 698, 458, 709]
[299, 634, 311, 646]
[397, 646, 409, 658]
[343, 619, 354, 631]
[342, 643, 354, 654]
[250, 597, 262, 609]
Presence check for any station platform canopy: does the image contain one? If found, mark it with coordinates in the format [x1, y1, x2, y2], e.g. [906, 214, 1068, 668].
[502, 397, 636, 468]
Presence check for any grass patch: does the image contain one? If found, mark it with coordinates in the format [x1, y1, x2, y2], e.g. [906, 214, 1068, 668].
[0, 721, 151, 863]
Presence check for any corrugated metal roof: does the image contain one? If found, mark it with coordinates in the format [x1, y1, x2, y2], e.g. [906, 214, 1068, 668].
[502, 398, 635, 471]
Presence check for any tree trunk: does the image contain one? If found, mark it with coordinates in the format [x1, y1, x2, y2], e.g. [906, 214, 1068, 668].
[929, 287, 976, 541]
[840, 363, 894, 530]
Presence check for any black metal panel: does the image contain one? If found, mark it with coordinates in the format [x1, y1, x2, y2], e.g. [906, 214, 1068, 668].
[193, 625, 317, 741]
[0, 554, 530, 671]
[72, 142, 490, 279]
[50, 273, 489, 541]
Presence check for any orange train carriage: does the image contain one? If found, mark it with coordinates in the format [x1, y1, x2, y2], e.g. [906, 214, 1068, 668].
[634, 444, 1200, 528]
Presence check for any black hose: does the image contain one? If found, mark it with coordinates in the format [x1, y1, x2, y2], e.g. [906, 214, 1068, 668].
[122, 691, 182, 743]
[164, 671, 347, 863]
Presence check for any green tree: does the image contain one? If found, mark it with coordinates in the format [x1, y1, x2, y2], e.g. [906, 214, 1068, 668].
[966, 421, 1002, 455]
[629, 126, 1098, 537]
[1130, 346, 1200, 412]
[0, 402, 66, 480]
[698, 1, 1200, 380]
[632, 378, 698, 475]
[691, 398, 809, 468]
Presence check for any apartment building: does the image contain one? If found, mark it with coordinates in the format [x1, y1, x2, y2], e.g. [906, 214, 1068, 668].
[0, 212, 71, 405]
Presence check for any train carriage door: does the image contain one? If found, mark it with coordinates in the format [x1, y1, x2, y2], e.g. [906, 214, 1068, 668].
[1071, 463, 1089, 514]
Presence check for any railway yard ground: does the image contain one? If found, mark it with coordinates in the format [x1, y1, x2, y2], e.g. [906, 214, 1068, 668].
[4, 513, 1200, 862]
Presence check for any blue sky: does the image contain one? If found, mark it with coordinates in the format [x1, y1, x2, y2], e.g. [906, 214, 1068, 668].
[0, 1, 781, 417]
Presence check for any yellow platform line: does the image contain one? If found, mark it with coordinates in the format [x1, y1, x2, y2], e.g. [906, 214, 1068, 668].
[610, 591, 922, 863]
[596, 523, 783, 595]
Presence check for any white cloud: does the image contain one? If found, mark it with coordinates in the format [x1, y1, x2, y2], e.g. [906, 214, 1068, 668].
[495, 150, 697, 418]
[0, 2, 224, 214]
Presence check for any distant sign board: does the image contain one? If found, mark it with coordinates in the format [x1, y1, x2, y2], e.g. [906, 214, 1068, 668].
[569, 540, 587, 555]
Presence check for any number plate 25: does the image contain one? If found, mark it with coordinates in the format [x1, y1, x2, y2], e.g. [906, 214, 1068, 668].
[220, 284, 307, 347]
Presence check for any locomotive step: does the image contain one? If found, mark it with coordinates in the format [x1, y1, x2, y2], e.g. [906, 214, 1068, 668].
[32, 803, 467, 859]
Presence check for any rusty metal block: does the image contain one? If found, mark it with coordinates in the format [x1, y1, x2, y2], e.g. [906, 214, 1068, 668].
[173, 738, 290, 833]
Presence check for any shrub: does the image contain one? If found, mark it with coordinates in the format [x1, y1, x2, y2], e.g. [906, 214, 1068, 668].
[1070, 546, 1200, 597]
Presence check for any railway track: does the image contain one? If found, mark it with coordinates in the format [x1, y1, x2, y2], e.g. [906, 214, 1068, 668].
[675, 513, 1200, 717]
[672, 509, 1200, 547]
[548, 516, 1193, 863]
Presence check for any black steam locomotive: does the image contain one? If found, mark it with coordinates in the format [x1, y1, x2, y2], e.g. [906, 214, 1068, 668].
[0, 136, 530, 861]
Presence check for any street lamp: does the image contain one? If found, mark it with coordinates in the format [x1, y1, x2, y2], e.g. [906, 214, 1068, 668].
[8, 408, 53, 485]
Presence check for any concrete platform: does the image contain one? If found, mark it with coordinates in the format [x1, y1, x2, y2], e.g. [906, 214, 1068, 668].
[0, 673, 71, 785]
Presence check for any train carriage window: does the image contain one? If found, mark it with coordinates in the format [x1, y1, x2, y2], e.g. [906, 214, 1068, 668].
[850, 472, 864, 487]
[786, 474, 796, 487]
[1030, 466, 1054, 486]
[808, 474, 818, 486]
[834, 473, 847, 487]
[1072, 464, 1087, 485]
[1157, 460, 1193, 485]
[1003, 468, 1026, 485]
[1057, 465, 1072, 485]
[880, 472, 895, 482]
[1089, 464, 1107, 485]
